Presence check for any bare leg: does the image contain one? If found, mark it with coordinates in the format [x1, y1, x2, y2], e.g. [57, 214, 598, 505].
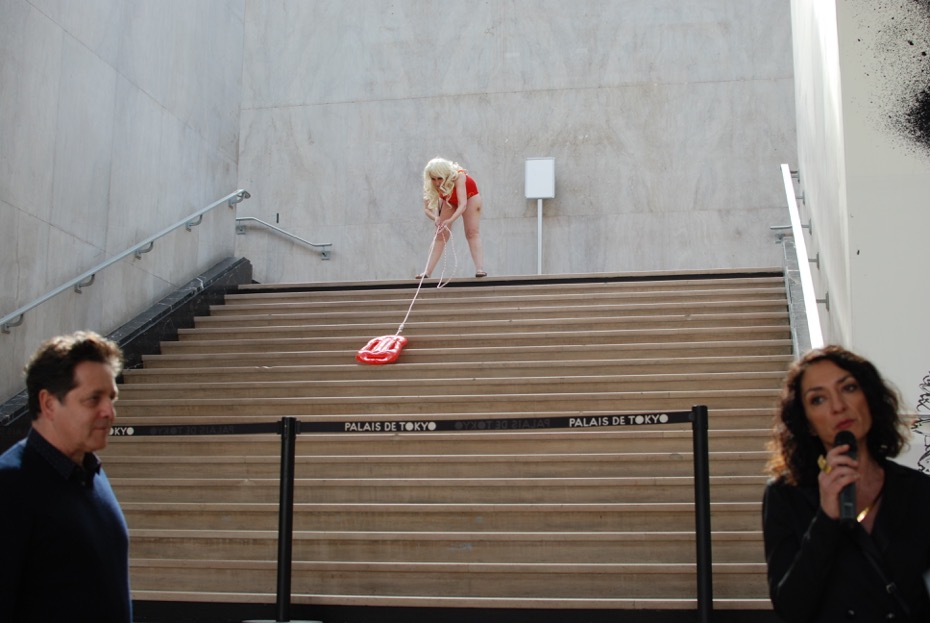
[422, 231, 448, 276]
[421, 206, 453, 277]
[462, 194, 484, 274]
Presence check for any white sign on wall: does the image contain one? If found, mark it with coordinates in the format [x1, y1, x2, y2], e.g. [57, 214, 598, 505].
[525, 157, 555, 199]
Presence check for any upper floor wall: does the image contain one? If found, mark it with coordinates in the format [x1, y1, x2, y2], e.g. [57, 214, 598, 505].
[790, 0, 930, 469]
[0, 0, 246, 401]
[235, 0, 797, 283]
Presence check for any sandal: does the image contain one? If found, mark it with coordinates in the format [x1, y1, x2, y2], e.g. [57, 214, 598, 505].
[475, 271, 487, 278]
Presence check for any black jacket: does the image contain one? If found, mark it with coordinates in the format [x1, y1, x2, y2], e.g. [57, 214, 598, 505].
[763, 459, 930, 622]
[0, 430, 132, 623]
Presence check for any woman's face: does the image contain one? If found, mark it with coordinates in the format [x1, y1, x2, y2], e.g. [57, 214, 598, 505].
[430, 174, 444, 190]
[799, 359, 873, 449]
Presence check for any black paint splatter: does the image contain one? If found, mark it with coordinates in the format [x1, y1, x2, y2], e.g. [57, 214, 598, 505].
[897, 1, 930, 149]
[852, 0, 930, 154]
[904, 86, 930, 148]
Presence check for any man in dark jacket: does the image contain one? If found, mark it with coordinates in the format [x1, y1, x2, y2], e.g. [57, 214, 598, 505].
[0, 331, 131, 622]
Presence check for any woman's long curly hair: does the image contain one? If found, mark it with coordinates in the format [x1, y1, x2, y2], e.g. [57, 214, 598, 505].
[766, 345, 906, 486]
[422, 157, 463, 213]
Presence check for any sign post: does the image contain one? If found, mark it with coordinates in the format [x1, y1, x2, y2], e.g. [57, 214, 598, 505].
[524, 158, 555, 275]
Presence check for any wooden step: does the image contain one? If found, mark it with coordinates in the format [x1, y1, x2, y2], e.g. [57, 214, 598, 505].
[168, 325, 790, 348]
[116, 371, 785, 401]
[121, 501, 762, 532]
[214, 291, 789, 318]
[140, 339, 793, 367]
[129, 590, 773, 611]
[113, 388, 781, 417]
[112, 271, 786, 611]
[206, 300, 788, 324]
[129, 558, 768, 599]
[103, 450, 769, 479]
[122, 354, 792, 384]
[110, 475, 768, 504]
[232, 273, 786, 302]
[128, 529, 764, 564]
[103, 428, 772, 456]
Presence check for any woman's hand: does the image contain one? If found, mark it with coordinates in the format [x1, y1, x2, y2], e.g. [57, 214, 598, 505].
[817, 442, 860, 519]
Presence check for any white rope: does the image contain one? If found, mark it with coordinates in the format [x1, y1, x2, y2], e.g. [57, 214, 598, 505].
[396, 222, 457, 335]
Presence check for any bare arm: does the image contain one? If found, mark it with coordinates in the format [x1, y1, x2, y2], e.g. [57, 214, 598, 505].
[423, 198, 438, 222]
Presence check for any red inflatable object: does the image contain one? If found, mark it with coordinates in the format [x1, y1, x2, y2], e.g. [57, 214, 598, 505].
[356, 334, 409, 365]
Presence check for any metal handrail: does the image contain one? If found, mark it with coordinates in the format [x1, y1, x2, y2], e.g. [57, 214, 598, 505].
[778, 164, 824, 350]
[0, 189, 251, 334]
[235, 216, 332, 260]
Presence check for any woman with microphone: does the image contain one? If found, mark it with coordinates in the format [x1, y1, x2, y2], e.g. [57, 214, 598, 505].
[763, 345, 930, 621]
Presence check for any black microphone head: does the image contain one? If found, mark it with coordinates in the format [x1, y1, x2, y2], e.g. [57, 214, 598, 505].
[834, 430, 857, 457]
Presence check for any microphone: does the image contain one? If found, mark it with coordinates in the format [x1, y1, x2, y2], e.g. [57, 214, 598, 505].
[835, 430, 857, 525]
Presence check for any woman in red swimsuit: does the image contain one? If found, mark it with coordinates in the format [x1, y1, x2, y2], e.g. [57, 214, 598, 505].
[418, 157, 486, 279]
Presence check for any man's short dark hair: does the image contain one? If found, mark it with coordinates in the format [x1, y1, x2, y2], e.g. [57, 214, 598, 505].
[25, 331, 124, 420]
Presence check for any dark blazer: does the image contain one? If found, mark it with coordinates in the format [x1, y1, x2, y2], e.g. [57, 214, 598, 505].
[763, 459, 930, 622]
[0, 430, 132, 623]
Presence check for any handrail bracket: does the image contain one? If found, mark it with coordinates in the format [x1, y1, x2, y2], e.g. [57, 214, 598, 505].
[185, 215, 203, 231]
[134, 241, 155, 259]
[228, 190, 251, 207]
[74, 274, 95, 293]
[1, 314, 24, 334]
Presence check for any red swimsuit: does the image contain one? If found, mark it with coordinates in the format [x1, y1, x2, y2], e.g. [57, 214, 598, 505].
[440, 173, 479, 208]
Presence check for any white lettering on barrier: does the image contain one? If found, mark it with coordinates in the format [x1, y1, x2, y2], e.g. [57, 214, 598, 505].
[343, 421, 439, 433]
[570, 414, 671, 428]
[396, 421, 438, 432]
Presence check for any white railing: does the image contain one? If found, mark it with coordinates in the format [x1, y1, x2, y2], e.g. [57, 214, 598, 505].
[1, 189, 251, 334]
[779, 163, 824, 351]
[235, 217, 332, 259]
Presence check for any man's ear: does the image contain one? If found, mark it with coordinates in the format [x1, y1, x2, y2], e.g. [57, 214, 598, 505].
[37, 388, 59, 419]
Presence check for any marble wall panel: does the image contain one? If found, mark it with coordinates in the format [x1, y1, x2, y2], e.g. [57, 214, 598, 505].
[42, 226, 107, 295]
[107, 77, 169, 249]
[28, 0, 125, 66]
[0, 202, 24, 313]
[0, 2, 62, 219]
[116, 0, 244, 162]
[2, 0, 245, 402]
[242, 0, 792, 107]
[96, 261, 173, 335]
[50, 36, 117, 249]
[194, 205, 239, 275]
[237, 73, 791, 282]
[0, 202, 46, 311]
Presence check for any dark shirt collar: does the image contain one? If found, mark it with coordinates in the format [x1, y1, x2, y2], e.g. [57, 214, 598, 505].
[27, 427, 101, 487]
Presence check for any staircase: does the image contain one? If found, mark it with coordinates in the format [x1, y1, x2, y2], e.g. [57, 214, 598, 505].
[105, 269, 791, 621]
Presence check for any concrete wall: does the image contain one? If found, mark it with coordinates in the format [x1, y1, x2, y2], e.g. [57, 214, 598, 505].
[790, 0, 930, 470]
[788, 1, 849, 344]
[0, 0, 798, 406]
[0, 0, 245, 401]
[236, 0, 797, 283]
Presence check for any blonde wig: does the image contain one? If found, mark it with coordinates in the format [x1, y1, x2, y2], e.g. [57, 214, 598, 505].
[422, 157, 464, 213]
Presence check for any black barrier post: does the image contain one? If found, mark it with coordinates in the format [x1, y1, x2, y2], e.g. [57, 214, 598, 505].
[276, 417, 298, 622]
[690, 405, 713, 623]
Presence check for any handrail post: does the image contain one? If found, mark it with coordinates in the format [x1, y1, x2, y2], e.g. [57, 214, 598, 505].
[276, 417, 298, 622]
[691, 404, 713, 623]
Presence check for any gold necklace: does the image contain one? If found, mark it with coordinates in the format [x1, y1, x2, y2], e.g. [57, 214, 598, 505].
[856, 487, 884, 523]
[856, 505, 872, 523]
